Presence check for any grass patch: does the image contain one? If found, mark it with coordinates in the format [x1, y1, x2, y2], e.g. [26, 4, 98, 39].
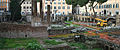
[0, 38, 38, 49]
[68, 42, 102, 50]
[93, 48, 102, 50]
[65, 21, 73, 24]
[44, 39, 64, 45]
[68, 42, 88, 49]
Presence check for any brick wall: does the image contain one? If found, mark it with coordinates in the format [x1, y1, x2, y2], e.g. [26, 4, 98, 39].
[0, 23, 48, 38]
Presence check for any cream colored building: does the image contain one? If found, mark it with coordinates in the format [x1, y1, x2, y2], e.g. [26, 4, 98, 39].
[21, 0, 40, 16]
[74, 4, 91, 16]
[75, 0, 120, 16]
[42, 0, 72, 16]
[94, 0, 120, 16]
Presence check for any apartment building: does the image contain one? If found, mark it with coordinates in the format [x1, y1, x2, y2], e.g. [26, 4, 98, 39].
[75, 0, 120, 16]
[74, 4, 91, 16]
[0, 0, 10, 12]
[94, 0, 120, 16]
[21, 0, 40, 16]
[43, 0, 72, 16]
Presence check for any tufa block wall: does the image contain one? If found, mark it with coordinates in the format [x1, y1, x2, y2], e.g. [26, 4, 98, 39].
[0, 23, 48, 38]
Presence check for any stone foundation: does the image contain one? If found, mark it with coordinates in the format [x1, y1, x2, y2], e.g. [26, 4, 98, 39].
[0, 23, 48, 38]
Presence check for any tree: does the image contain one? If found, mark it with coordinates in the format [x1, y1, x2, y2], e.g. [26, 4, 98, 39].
[66, 0, 89, 15]
[66, 0, 78, 14]
[10, 0, 25, 22]
[89, 0, 108, 17]
[78, 0, 89, 16]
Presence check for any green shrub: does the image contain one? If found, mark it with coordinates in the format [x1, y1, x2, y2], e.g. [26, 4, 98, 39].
[0, 38, 6, 49]
[26, 42, 45, 50]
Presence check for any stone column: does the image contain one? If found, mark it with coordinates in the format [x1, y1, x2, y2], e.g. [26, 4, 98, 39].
[116, 15, 120, 26]
[32, 0, 37, 17]
[47, 5, 50, 24]
[40, 0, 44, 22]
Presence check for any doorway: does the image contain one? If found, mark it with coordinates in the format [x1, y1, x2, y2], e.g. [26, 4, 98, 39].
[104, 10, 107, 15]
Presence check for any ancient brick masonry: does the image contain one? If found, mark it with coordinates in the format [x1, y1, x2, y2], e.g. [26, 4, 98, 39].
[0, 23, 48, 38]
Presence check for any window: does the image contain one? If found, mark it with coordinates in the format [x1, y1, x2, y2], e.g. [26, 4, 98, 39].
[110, 4, 112, 8]
[45, 2, 47, 4]
[50, 6, 52, 9]
[63, 12, 65, 14]
[45, 6, 47, 9]
[27, 7, 29, 9]
[58, 2, 61, 4]
[116, 4, 119, 8]
[99, 5, 101, 9]
[113, 4, 115, 8]
[62, 6, 65, 9]
[107, 5, 109, 8]
[67, 11, 69, 14]
[54, 2, 56, 4]
[23, 6, 26, 9]
[104, 5, 106, 8]
[63, 2, 65, 4]
[4, 4, 6, 6]
[2, 4, 3, 6]
[67, 6, 70, 9]
[58, 6, 61, 9]
[27, 2, 29, 4]
[116, 11, 119, 15]
[50, 2, 52, 4]
[102, 5, 103, 8]
[54, 6, 56, 9]
[2, 8, 4, 10]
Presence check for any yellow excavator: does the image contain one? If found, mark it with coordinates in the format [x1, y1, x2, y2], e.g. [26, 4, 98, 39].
[94, 18, 107, 27]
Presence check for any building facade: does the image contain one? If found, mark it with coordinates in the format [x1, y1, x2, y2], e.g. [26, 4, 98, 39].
[75, 0, 120, 16]
[43, 0, 72, 16]
[94, 0, 120, 16]
[74, 4, 91, 16]
[21, 0, 32, 16]
[0, 0, 10, 12]
[21, 0, 40, 16]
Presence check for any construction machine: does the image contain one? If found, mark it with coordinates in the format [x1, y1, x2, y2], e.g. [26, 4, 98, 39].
[94, 18, 107, 27]
[89, 16, 107, 27]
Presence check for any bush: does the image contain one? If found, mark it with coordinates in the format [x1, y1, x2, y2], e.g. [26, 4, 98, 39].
[0, 38, 6, 49]
[26, 42, 45, 50]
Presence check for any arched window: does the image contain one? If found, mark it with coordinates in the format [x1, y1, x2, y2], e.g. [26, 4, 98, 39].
[110, 4, 112, 8]
[113, 4, 115, 8]
[102, 5, 103, 8]
[99, 5, 101, 9]
[104, 5, 106, 8]
[95, 6, 98, 9]
[116, 3, 119, 8]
